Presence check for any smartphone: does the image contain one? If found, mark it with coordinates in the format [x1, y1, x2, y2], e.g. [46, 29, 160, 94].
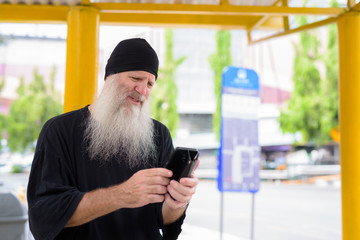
[164, 147, 199, 181]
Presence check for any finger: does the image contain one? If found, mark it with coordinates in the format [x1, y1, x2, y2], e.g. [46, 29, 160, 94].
[194, 159, 200, 172]
[179, 177, 199, 187]
[147, 193, 165, 204]
[175, 179, 197, 198]
[147, 175, 171, 186]
[172, 179, 197, 195]
[147, 185, 168, 195]
[167, 186, 189, 203]
[144, 168, 173, 178]
[167, 182, 193, 203]
[164, 193, 187, 209]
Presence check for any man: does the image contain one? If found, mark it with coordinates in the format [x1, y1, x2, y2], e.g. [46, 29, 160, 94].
[27, 38, 199, 240]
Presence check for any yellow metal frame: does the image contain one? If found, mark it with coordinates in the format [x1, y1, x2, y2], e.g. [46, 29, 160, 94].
[0, 2, 360, 239]
[93, 3, 344, 16]
[64, 6, 99, 112]
[338, 12, 360, 240]
[0, 4, 345, 26]
[0, 5, 69, 23]
[248, 16, 339, 44]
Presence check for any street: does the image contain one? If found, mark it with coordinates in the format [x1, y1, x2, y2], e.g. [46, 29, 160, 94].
[181, 179, 341, 240]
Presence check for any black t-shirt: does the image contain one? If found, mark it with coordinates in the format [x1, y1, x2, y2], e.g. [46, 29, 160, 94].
[27, 106, 184, 240]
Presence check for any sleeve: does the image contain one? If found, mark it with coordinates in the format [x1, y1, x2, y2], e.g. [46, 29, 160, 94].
[162, 212, 186, 240]
[27, 122, 84, 240]
[156, 121, 174, 167]
[154, 121, 186, 240]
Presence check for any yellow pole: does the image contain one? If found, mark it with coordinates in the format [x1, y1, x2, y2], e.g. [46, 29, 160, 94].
[64, 6, 99, 112]
[338, 12, 360, 240]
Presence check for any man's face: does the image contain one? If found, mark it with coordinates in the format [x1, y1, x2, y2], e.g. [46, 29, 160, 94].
[113, 71, 156, 111]
[86, 70, 157, 167]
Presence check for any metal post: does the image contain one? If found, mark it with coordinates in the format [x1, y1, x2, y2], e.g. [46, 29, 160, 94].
[220, 191, 224, 240]
[250, 192, 255, 240]
[65, 6, 99, 113]
[338, 12, 360, 240]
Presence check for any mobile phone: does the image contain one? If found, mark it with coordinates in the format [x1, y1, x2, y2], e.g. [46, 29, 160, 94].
[164, 147, 199, 181]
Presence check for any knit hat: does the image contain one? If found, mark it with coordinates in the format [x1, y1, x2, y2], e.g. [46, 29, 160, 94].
[104, 38, 159, 80]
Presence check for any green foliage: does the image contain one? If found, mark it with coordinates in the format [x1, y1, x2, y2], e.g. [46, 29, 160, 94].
[208, 30, 232, 141]
[3, 67, 63, 153]
[0, 76, 6, 151]
[0, 76, 5, 92]
[319, 0, 340, 141]
[279, 8, 339, 146]
[0, 35, 5, 46]
[151, 29, 185, 138]
[11, 164, 24, 173]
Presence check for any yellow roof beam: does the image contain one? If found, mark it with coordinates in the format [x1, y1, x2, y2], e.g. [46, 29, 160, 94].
[249, 16, 339, 45]
[348, 0, 356, 8]
[0, 3, 349, 34]
[282, 0, 290, 31]
[81, 0, 91, 5]
[248, 0, 282, 31]
[0, 4, 69, 23]
[248, 1, 360, 45]
[0, 4, 283, 30]
[350, 2, 360, 11]
[219, 0, 229, 5]
[100, 12, 282, 29]
[94, 3, 345, 17]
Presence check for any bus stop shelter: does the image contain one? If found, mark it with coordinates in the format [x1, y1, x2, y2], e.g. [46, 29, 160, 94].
[0, 0, 359, 239]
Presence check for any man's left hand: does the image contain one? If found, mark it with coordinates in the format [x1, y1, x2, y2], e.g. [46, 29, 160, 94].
[162, 160, 200, 225]
[164, 174, 198, 209]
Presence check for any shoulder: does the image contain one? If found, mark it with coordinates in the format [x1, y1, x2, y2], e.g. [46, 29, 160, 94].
[152, 118, 169, 131]
[42, 106, 88, 132]
[152, 119, 172, 139]
[151, 119, 174, 166]
[38, 106, 89, 144]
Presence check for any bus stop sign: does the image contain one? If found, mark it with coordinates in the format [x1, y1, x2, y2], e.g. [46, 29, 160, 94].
[217, 66, 261, 193]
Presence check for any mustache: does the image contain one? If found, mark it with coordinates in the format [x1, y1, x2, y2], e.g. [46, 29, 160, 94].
[127, 92, 146, 102]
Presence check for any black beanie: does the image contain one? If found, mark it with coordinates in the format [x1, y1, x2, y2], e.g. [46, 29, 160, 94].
[104, 38, 159, 80]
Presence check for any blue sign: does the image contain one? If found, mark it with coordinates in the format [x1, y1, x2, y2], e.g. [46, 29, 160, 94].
[217, 66, 261, 193]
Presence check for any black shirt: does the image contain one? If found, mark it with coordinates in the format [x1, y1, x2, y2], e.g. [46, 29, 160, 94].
[27, 106, 184, 240]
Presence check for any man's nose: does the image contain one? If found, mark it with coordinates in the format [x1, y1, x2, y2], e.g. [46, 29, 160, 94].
[135, 81, 148, 96]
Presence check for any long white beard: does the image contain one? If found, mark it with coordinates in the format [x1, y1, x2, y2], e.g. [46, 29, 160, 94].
[84, 74, 157, 168]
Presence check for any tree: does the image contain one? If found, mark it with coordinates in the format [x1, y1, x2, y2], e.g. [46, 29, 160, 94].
[4, 67, 63, 153]
[0, 35, 6, 151]
[279, 7, 339, 146]
[319, 0, 340, 142]
[151, 29, 186, 138]
[0, 77, 5, 151]
[208, 30, 232, 141]
[0, 35, 5, 46]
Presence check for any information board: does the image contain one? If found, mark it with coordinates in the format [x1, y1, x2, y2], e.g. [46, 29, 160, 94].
[217, 66, 261, 193]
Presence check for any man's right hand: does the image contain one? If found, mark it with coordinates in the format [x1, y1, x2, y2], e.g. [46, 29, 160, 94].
[118, 168, 173, 208]
[66, 168, 172, 227]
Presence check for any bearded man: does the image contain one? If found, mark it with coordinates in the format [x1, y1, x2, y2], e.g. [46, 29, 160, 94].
[27, 38, 199, 240]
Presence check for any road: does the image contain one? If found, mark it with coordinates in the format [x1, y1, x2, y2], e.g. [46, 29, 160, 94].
[0, 173, 341, 240]
[181, 179, 341, 240]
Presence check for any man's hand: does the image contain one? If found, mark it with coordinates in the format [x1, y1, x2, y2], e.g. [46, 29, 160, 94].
[162, 160, 200, 225]
[118, 168, 172, 208]
[66, 168, 172, 227]
[164, 176, 198, 209]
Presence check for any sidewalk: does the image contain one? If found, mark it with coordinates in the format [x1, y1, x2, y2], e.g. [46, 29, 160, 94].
[180, 223, 247, 240]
